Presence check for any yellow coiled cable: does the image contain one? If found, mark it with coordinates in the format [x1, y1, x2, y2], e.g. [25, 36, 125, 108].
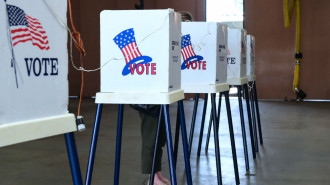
[284, 0, 305, 99]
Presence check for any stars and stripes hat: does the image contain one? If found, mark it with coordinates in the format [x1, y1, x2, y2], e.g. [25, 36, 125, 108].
[113, 28, 152, 76]
[180, 34, 203, 70]
[113, 28, 143, 64]
[6, 4, 50, 50]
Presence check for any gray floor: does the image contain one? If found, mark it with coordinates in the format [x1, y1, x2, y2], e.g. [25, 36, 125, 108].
[1, 98, 330, 185]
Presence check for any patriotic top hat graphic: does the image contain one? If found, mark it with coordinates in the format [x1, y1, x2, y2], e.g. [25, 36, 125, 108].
[113, 28, 152, 76]
[181, 34, 203, 70]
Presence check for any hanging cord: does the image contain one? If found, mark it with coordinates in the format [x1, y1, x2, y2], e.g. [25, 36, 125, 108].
[67, 0, 85, 117]
[67, 0, 86, 130]
[44, 0, 86, 130]
[284, 0, 306, 100]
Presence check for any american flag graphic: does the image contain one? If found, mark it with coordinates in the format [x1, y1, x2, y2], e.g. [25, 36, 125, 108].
[113, 28, 142, 63]
[181, 34, 197, 62]
[7, 4, 50, 50]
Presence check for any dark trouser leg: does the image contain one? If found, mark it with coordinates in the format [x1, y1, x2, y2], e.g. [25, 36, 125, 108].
[149, 106, 164, 185]
[140, 109, 166, 174]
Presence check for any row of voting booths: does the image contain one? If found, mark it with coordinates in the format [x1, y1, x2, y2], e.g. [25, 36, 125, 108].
[89, 9, 263, 185]
[0, 3, 261, 185]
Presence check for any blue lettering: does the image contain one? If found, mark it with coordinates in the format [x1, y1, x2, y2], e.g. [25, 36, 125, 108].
[33, 58, 42, 76]
[50, 58, 58, 75]
[25, 58, 33, 76]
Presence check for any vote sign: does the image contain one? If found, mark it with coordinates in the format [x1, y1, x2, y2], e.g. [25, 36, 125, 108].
[0, 0, 69, 124]
[100, 9, 182, 93]
[181, 22, 228, 89]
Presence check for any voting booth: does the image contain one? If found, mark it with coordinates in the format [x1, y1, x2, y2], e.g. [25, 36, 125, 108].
[86, 9, 192, 185]
[180, 22, 229, 93]
[97, 9, 184, 104]
[0, 0, 76, 146]
[246, 35, 256, 81]
[227, 29, 248, 85]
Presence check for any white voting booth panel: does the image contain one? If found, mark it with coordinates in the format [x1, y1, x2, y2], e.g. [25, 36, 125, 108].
[180, 22, 229, 93]
[246, 35, 256, 81]
[97, 9, 184, 104]
[0, 0, 76, 147]
[227, 29, 248, 85]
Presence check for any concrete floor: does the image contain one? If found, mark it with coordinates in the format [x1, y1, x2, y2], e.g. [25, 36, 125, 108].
[1, 98, 330, 185]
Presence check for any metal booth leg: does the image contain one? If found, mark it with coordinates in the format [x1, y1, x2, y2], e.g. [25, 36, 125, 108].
[173, 107, 180, 168]
[113, 104, 124, 185]
[197, 93, 209, 157]
[249, 82, 259, 152]
[242, 84, 256, 159]
[163, 105, 177, 185]
[224, 91, 240, 184]
[178, 100, 193, 185]
[205, 111, 213, 153]
[211, 93, 223, 185]
[85, 104, 103, 185]
[238, 85, 256, 159]
[149, 106, 163, 185]
[188, 93, 200, 157]
[253, 82, 264, 145]
[205, 92, 222, 153]
[65, 132, 83, 185]
[237, 87, 251, 170]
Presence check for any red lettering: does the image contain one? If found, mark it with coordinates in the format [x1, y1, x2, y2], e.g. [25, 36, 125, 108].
[145, 63, 150, 74]
[186, 61, 191, 69]
[198, 61, 202, 69]
[129, 64, 136, 74]
[202, 61, 206, 70]
[191, 61, 197, 69]
[136, 63, 144, 75]
[151, 63, 156, 75]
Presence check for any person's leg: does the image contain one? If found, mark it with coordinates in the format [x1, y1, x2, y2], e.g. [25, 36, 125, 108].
[140, 111, 169, 184]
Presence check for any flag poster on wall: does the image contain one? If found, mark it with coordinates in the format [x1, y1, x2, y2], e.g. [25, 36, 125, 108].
[0, 0, 69, 124]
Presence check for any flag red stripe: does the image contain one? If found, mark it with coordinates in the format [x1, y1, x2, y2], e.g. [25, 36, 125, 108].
[13, 38, 49, 50]
[28, 28, 48, 40]
[11, 28, 29, 34]
[28, 22, 44, 30]
[26, 15, 38, 21]
[26, 16, 41, 25]
[12, 33, 31, 40]
[12, 33, 49, 46]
